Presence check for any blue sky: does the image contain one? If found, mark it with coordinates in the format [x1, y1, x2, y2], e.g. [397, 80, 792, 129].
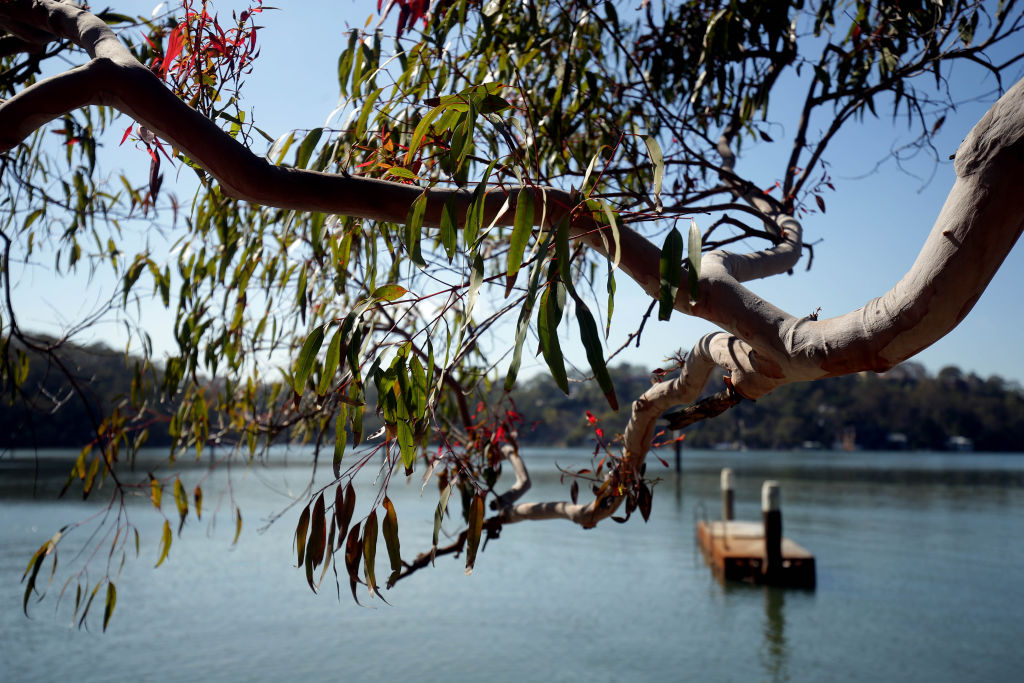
[14, 1, 1024, 384]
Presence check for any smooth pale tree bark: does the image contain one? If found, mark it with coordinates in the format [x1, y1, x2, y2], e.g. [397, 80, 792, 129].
[1, 0, 1022, 529]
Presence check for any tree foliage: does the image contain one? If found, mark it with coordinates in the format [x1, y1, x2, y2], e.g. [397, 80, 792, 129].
[2, 0, 1023, 625]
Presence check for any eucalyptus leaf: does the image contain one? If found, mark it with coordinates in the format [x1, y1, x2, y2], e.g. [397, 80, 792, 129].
[658, 228, 683, 321]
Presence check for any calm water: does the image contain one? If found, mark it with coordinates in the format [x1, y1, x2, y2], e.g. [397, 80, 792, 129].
[2, 447, 1023, 682]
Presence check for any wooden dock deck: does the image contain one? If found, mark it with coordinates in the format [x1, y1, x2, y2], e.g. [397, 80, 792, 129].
[697, 520, 816, 588]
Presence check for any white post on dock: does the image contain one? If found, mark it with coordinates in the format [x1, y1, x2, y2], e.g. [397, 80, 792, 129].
[721, 468, 735, 521]
[762, 481, 782, 577]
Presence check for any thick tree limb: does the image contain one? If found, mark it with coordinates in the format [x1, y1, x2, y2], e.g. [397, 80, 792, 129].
[490, 443, 530, 510]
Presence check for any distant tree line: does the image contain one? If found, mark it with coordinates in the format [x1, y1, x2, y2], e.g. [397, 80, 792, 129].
[3, 337, 1023, 452]
[508, 362, 1024, 452]
[0, 337, 172, 449]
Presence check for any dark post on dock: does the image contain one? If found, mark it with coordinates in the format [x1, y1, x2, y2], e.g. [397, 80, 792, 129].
[696, 470, 815, 588]
[762, 481, 782, 580]
[721, 468, 735, 521]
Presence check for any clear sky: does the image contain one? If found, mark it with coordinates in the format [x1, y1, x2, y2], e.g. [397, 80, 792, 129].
[13, 1, 1024, 385]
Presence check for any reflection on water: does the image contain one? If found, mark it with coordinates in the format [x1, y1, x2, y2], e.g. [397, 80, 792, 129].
[1, 447, 1023, 682]
[715, 573, 813, 682]
[762, 587, 788, 682]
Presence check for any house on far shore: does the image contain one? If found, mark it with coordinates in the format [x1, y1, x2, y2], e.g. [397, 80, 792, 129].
[886, 433, 909, 450]
[946, 435, 974, 452]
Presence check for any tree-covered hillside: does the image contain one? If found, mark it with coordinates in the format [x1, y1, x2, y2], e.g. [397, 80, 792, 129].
[509, 362, 1024, 452]
[3, 339, 1022, 452]
[0, 337, 171, 449]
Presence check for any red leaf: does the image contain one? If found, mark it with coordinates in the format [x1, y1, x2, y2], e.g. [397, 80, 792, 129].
[152, 137, 173, 161]
[162, 25, 185, 77]
[815, 195, 826, 213]
[585, 410, 598, 426]
[119, 124, 133, 146]
[344, 522, 362, 604]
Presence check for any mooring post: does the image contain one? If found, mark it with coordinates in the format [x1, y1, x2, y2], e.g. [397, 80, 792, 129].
[674, 433, 683, 472]
[762, 480, 782, 578]
[721, 468, 735, 521]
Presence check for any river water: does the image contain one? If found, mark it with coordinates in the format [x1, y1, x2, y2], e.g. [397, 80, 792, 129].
[2, 447, 1022, 682]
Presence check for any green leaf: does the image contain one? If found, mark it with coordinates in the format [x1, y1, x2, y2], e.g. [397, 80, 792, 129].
[658, 228, 683, 321]
[405, 191, 427, 267]
[409, 357, 428, 417]
[572, 295, 619, 411]
[77, 581, 101, 629]
[82, 455, 100, 498]
[504, 231, 551, 390]
[598, 199, 621, 272]
[450, 101, 477, 176]
[687, 219, 702, 303]
[22, 543, 46, 616]
[233, 508, 243, 545]
[337, 30, 358, 96]
[606, 265, 616, 336]
[97, 11, 135, 24]
[465, 493, 485, 575]
[432, 482, 453, 562]
[155, 520, 172, 567]
[370, 284, 408, 301]
[352, 400, 364, 447]
[406, 105, 445, 165]
[466, 253, 485, 322]
[148, 477, 163, 509]
[643, 135, 664, 212]
[356, 86, 385, 138]
[580, 146, 609, 195]
[396, 419, 416, 471]
[122, 256, 146, 306]
[295, 127, 324, 169]
[538, 279, 569, 394]
[350, 39, 368, 95]
[173, 477, 188, 535]
[440, 194, 458, 262]
[507, 187, 535, 286]
[193, 485, 202, 520]
[382, 497, 402, 588]
[295, 506, 310, 567]
[268, 131, 295, 165]
[464, 160, 499, 248]
[102, 582, 116, 632]
[363, 510, 379, 596]
[318, 326, 343, 396]
[294, 324, 326, 392]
